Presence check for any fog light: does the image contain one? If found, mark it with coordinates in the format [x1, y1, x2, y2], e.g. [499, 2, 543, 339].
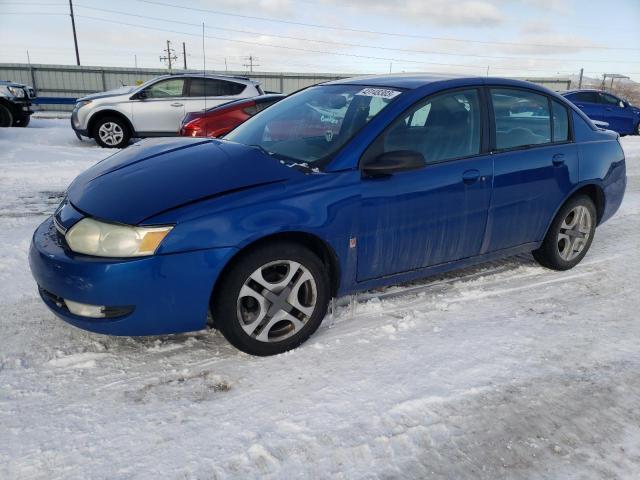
[65, 299, 106, 318]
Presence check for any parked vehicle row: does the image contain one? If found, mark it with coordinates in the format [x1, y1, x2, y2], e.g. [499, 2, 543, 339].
[70, 74, 264, 147]
[30, 75, 626, 355]
[0, 80, 36, 127]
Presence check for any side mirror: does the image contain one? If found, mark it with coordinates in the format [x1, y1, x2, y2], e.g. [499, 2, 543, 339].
[619, 100, 626, 108]
[362, 150, 426, 177]
[132, 90, 147, 100]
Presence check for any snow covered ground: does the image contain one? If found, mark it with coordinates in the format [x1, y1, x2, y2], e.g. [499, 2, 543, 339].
[1, 120, 639, 479]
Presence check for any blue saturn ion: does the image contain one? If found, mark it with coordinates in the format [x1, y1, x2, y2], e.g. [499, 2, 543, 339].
[30, 75, 626, 356]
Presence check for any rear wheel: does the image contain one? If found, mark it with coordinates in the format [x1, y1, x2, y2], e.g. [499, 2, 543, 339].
[0, 104, 13, 127]
[212, 242, 330, 356]
[93, 116, 131, 148]
[533, 194, 596, 270]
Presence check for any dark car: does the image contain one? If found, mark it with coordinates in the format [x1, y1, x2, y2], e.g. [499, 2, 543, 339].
[30, 75, 626, 356]
[0, 80, 36, 127]
[180, 94, 285, 138]
[562, 89, 640, 135]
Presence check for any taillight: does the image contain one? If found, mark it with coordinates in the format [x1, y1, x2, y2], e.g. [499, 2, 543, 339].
[180, 118, 204, 137]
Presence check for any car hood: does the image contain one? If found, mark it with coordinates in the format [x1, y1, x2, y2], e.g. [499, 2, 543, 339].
[66, 138, 303, 225]
[78, 86, 136, 102]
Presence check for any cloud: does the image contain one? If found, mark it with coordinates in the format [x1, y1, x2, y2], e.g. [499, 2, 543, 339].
[325, 0, 505, 27]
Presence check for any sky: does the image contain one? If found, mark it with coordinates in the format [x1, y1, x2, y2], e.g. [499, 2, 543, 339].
[1, 0, 639, 81]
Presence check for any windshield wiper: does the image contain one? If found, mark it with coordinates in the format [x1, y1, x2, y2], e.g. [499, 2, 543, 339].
[248, 144, 272, 156]
[247, 145, 316, 172]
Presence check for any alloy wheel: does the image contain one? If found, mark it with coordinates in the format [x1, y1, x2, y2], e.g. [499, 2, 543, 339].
[98, 122, 124, 146]
[557, 205, 592, 261]
[236, 260, 317, 343]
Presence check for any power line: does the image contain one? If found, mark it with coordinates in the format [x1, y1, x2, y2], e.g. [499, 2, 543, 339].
[133, 0, 640, 52]
[69, 4, 640, 65]
[72, 14, 638, 75]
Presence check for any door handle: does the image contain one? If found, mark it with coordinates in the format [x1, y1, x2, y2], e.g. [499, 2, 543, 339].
[552, 153, 565, 166]
[462, 169, 480, 184]
[170, 102, 184, 107]
[577, 104, 584, 108]
[605, 107, 613, 111]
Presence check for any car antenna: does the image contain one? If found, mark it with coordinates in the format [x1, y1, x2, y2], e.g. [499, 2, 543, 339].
[202, 21, 207, 138]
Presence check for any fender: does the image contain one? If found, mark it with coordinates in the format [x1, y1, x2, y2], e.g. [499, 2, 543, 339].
[87, 105, 136, 137]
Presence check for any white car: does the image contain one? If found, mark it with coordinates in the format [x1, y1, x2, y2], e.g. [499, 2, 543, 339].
[71, 74, 264, 148]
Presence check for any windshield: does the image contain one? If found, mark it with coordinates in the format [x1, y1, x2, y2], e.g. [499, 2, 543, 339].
[225, 84, 402, 168]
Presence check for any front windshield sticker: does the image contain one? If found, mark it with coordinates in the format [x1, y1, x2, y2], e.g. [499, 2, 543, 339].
[356, 87, 401, 99]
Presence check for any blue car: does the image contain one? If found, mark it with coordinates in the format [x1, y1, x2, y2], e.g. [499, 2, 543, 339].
[562, 89, 640, 136]
[30, 75, 626, 355]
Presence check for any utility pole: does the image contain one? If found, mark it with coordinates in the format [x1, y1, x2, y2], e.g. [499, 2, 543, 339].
[243, 55, 259, 73]
[578, 68, 583, 89]
[159, 40, 178, 72]
[69, 0, 80, 65]
[182, 42, 187, 70]
[224, 58, 228, 72]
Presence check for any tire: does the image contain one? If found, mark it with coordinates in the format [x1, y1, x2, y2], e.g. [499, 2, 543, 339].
[636, 122, 640, 136]
[0, 104, 13, 128]
[92, 116, 131, 148]
[532, 194, 597, 271]
[13, 113, 30, 127]
[212, 242, 331, 356]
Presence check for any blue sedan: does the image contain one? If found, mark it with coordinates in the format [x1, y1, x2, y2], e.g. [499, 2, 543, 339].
[562, 89, 640, 136]
[30, 75, 627, 355]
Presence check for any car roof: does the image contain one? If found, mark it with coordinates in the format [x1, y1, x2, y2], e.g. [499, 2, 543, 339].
[152, 73, 259, 85]
[325, 73, 473, 89]
[324, 74, 553, 91]
[205, 94, 285, 113]
[564, 89, 611, 95]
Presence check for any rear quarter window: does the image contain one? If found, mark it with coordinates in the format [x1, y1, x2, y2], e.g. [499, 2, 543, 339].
[552, 100, 569, 142]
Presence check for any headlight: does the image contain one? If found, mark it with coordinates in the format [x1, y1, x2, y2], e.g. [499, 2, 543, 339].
[7, 86, 25, 98]
[75, 100, 92, 109]
[65, 218, 172, 257]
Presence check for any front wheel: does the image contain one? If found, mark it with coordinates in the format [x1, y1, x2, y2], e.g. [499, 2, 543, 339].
[533, 194, 596, 270]
[93, 116, 131, 148]
[212, 242, 330, 356]
[0, 104, 13, 127]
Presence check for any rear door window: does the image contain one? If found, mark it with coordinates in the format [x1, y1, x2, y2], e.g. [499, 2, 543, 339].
[572, 92, 600, 103]
[490, 88, 551, 150]
[189, 78, 246, 97]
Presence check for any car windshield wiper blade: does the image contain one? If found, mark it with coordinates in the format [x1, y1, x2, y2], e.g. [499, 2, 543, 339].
[247, 144, 317, 172]
[248, 144, 273, 156]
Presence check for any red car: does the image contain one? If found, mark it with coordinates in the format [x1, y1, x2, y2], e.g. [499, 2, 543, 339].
[180, 94, 285, 138]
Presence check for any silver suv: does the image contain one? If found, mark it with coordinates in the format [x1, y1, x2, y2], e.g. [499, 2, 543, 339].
[71, 74, 263, 148]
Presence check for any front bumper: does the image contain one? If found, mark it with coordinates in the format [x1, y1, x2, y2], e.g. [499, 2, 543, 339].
[70, 110, 89, 137]
[29, 217, 237, 336]
[9, 99, 32, 117]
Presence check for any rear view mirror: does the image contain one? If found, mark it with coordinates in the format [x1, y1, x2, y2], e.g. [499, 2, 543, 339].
[362, 150, 426, 177]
